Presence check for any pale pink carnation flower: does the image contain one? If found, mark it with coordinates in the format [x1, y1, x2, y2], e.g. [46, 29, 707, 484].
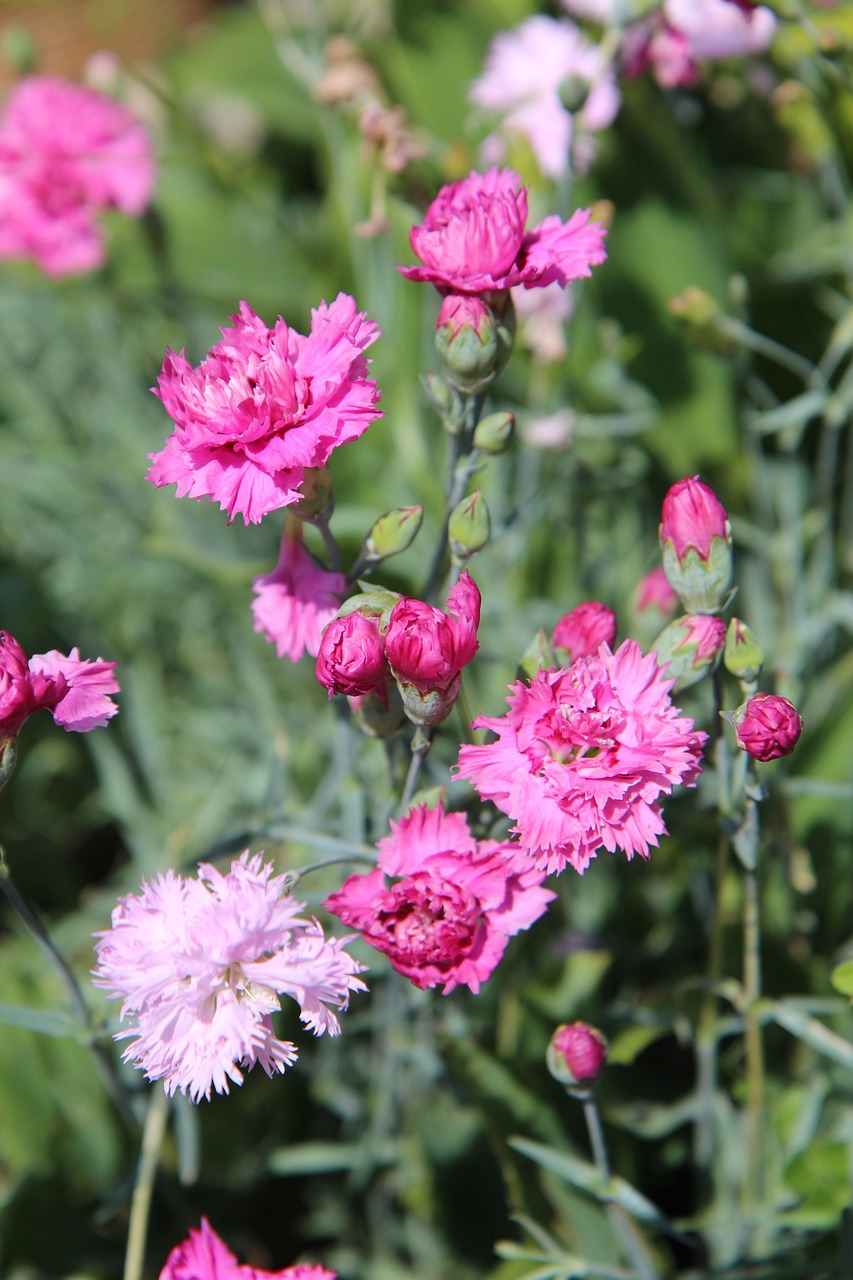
[469, 16, 620, 181]
[159, 1218, 335, 1280]
[1, 631, 119, 739]
[398, 167, 607, 296]
[324, 804, 554, 994]
[148, 294, 382, 526]
[0, 75, 154, 276]
[93, 851, 366, 1103]
[521, 409, 575, 450]
[664, 0, 776, 62]
[456, 639, 706, 875]
[252, 531, 345, 662]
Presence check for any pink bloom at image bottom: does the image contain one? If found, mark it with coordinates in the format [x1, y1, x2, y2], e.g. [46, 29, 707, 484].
[1, 630, 119, 739]
[0, 74, 154, 276]
[148, 294, 382, 526]
[93, 851, 366, 1103]
[252, 529, 345, 662]
[456, 639, 707, 875]
[324, 804, 555, 994]
[398, 167, 607, 296]
[159, 1218, 335, 1280]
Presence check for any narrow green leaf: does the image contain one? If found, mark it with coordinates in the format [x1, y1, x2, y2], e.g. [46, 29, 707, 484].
[762, 1000, 853, 1069]
[0, 1002, 79, 1038]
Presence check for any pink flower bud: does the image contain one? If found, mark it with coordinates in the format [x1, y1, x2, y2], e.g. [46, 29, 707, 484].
[653, 613, 726, 691]
[315, 613, 389, 698]
[635, 566, 678, 616]
[552, 601, 616, 663]
[435, 293, 515, 392]
[659, 475, 732, 613]
[385, 571, 481, 726]
[548, 1022, 608, 1087]
[734, 692, 803, 762]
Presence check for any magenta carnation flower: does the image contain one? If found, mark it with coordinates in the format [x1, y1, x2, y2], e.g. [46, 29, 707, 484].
[148, 294, 382, 526]
[324, 804, 554, 994]
[456, 639, 707, 875]
[0, 75, 154, 276]
[552, 601, 617, 663]
[252, 528, 346, 662]
[1, 631, 119, 740]
[734, 692, 802, 762]
[398, 167, 607, 296]
[316, 612, 390, 698]
[93, 851, 366, 1103]
[159, 1218, 335, 1280]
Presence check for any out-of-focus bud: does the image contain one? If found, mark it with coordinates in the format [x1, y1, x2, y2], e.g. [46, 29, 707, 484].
[473, 410, 515, 455]
[347, 681, 406, 739]
[291, 466, 336, 525]
[449, 490, 490, 563]
[355, 506, 423, 574]
[315, 612, 388, 698]
[653, 613, 726, 692]
[552, 601, 617, 664]
[733, 692, 803, 762]
[518, 628, 559, 680]
[724, 618, 764, 685]
[422, 371, 463, 430]
[659, 475, 733, 614]
[635, 566, 678, 616]
[0, 735, 17, 792]
[435, 293, 515, 393]
[668, 286, 737, 356]
[547, 1022, 608, 1089]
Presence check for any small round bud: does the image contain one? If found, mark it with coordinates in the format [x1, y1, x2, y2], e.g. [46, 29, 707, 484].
[448, 490, 490, 562]
[347, 682, 406, 739]
[518, 628, 559, 680]
[0, 735, 17, 792]
[316, 613, 388, 698]
[473, 411, 515, 455]
[547, 1022, 608, 1089]
[359, 506, 423, 569]
[435, 293, 515, 393]
[724, 618, 764, 685]
[733, 693, 803, 762]
[291, 466, 336, 524]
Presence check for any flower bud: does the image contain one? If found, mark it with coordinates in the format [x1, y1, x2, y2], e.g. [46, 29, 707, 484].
[347, 681, 406, 739]
[358, 506, 424, 571]
[291, 466, 336, 524]
[337, 585, 402, 630]
[473, 410, 515, 455]
[385, 571, 481, 726]
[448, 490, 490, 563]
[552, 602, 616, 664]
[518, 628, 559, 680]
[724, 618, 764, 685]
[316, 612, 388, 698]
[434, 293, 515, 393]
[734, 693, 803, 762]
[547, 1022, 608, 1089]
[659, 476, 733, 613]
[635, 566, 678, 616]
[0, 735, 17, 792]
[422, 371, 464, 432]
[652, 613, 726, 692]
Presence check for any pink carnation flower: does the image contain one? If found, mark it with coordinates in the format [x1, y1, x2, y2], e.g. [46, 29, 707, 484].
[324, 804, 554, 994]
[316, 612, 390, 698]
[93, 851, 366, 1103]
[385, 570, 481, 693]
[159, 1218, 335, 1280]
[469, 16, 620, 180]
[398, 167, 607, 296]
[456, 639, 707, 875]
[1, 631, 119, 740]
[0, 75, 154, 276]
[148, 294, 382, 526]
[252, 529, 346, 662]
[552, 601, 617, 663]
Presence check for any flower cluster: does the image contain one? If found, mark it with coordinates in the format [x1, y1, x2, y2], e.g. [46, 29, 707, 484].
[317, 572, 481, 726]
[456, 639, 707, 875]
[148, 294, 382, 526]
[159, 1219, 335, 1280]
[93, 851, 366, 1103]
[324, 804, 554, 994]
[0, 631, 119, 741]
[0, 75, 154, 276]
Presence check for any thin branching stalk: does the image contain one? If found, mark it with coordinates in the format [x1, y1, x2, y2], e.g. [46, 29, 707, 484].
[123, 1086, 171, 1280]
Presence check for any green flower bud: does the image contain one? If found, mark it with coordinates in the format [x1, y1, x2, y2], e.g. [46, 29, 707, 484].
[291, 466, 335, 524]
[448, 491, 490, 563]
[435, 293, 515, 394]
[357, 506, 423, 572]
[0, 736, 17, 793]
[652, 614, 726, 692]
[518, 629, 559, 680]
[337, 584, 402, 631]
[473, 411, 515, 455]
[347, 683, 406, 739]
[724, 617, 764, 686]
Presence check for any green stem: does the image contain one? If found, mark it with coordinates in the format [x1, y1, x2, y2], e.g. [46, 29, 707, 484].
[421, 393, 485, 601]
[123, 1086, 171, 1280]
[399, 726, 432, 813]
[742, 836, 766, 1227]
[580, 1094, 659, 1280]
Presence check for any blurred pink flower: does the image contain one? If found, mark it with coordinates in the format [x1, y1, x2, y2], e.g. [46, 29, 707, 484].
[469, 16, 620, 180]
[0, 75, 154, 276]
[636, 566, 678, 615]
[1, 631, 119, 739]
[159, 1218, 335, 1280]
[550, 1021, 608, 1084]
[93, 851, 366, 1103]
[252, 529, 345, 662]
[385, 570, 481, 693]
[324, 804, 554, 994]
[456, 639, 706, 875]
[513, 281, 575, 364]
[552, 601, 617, 663]
[623, 0, 776, 87]
[398, 168, 607, 296]
[734, 692, 802, 762]
[316, 611, 390, 698]
[148, 294, 382, 526]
